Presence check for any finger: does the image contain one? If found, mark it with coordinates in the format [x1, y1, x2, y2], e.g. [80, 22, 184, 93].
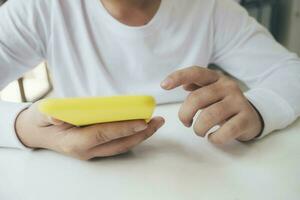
[49, 121, 75, 132]
[48, 117, 65, 126]
[79, 120, 148, 147]
[208, 113, 248, 145]
[193, 98, 239, 137]
[87, 117, 165, 158]
[38, 115, 65, 127]
[183, 83, 199, 91]
[55, 119, 150, 157]
[179, 82, 225, 127]
[35, 122, 75, 150]
[161, 66, 219, 90]
[36, 110, 65, 127]
[76, 117, 163, 148]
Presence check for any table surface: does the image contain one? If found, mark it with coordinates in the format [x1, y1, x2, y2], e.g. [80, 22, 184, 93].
[1, 103, 300, 200]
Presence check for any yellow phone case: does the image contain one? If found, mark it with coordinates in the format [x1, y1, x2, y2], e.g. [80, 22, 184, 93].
[38, 95, 156, 126]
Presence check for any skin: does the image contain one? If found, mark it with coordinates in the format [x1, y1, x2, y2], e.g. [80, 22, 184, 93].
[101, 0, 161, 26]
[15, 0, 165, 160]
[16, 102, 165, 160]
[15, 0, 263, 160]
[161, 66, 263, 144]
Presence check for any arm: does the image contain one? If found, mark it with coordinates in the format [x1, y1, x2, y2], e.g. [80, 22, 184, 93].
[0, 0, 47, 149]
[1, 0, 165, 158]
[212, 0, 300, 138]
[160, 0, 300, 144]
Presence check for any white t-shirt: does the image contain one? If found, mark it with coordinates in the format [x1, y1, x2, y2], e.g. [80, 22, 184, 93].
[1, 0, 300, 149]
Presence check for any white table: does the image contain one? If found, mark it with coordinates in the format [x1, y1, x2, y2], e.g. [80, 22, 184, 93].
[1, 103, 300, 200]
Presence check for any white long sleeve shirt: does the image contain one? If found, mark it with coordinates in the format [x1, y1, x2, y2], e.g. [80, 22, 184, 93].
[1, 0, 300, 149]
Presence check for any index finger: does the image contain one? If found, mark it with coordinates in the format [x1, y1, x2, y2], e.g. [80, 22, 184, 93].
[161, 66, 219, 90]
[83, 119, 148, 146]
[71, 117, 164, 149]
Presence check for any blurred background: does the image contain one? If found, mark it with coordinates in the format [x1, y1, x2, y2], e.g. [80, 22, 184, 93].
[0, 0, 299, 103]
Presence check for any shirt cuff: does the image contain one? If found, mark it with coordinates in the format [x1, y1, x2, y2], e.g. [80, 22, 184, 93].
[0, 101, 32, 150]
[244, 88, 296, 139]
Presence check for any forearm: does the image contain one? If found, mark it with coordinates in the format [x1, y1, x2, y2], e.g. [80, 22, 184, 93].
[244, 59, 300, 137]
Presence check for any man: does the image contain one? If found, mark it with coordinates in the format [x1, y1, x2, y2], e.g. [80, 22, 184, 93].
[1, 0, 300, 160]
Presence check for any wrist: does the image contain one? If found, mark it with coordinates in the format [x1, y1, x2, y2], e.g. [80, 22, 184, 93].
[15, 107, 34, 148]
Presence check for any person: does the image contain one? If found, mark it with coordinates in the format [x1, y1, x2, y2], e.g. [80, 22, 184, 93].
[0, 0, 299, 160]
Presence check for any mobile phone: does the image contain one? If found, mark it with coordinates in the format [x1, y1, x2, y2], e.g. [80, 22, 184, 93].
[38, 95, 156, 126]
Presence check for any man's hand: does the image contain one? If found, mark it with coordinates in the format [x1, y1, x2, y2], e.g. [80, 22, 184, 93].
[15, 102, 165, 160]
[161, 66, 263, 144]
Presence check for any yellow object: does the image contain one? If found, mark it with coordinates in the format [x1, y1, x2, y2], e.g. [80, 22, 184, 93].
[38, 95, 156, 126]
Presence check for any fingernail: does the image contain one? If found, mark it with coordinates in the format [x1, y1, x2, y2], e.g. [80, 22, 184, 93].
[134, 124, 148, 132]
[161, 78, 172, 89]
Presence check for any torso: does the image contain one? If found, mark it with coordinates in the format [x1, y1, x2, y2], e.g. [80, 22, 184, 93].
[46, 0, 216, 104]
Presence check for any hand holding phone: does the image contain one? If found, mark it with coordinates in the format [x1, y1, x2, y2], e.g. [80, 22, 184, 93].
[15, 96, 164, 160]
[38, 96, 156, 126]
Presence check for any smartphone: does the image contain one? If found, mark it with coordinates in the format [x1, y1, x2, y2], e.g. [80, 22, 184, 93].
[38, 95, 156, 126]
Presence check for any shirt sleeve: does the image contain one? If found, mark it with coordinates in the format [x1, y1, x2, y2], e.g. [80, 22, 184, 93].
[212, 0, 300, 138]
[0, 0, 49, 149]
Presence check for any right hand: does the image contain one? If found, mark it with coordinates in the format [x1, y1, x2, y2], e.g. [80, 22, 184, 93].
[15, 101, 165, 160]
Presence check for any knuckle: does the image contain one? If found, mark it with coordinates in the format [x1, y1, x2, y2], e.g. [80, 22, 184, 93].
[172, 69, 183, 77]
[202, 87, 219, 102]
[201, 110, 215, 124]
[61, 144, 78, 155]
[208, 84, 220, 95]
[226, 89, 245, 104]
[239, 114, 251, 130]
[61, 143, 87, 158]
[216, 102, 227, 116]
[95, 129, 110, 143]
[186, 92, 202, 106]
[232, 91, 244, 101]
[210, 135, 225, 145]
[178, 108, 190, 125]
[229, 97, 246, 111]
[201, 107, 220, 123]
[227, 124, 240, 136]
[187, 91, 199, 102]
[176, 70, 185, 80]
[224, 79, 240, 91]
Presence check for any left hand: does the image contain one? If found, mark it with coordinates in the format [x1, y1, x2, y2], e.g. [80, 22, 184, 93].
[161, 66, 263, 144]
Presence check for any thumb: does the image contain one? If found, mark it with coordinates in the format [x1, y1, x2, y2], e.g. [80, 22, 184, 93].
[38, 113, 65, 127]
[33, 101, 65, 126]
[47, 116, 65, 126]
